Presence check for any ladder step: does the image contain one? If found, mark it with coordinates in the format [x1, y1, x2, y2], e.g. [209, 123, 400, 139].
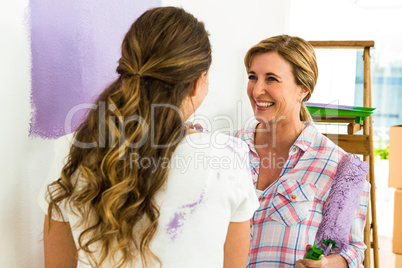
[309, 40, 375, 49]
[323, 134, 370, 155]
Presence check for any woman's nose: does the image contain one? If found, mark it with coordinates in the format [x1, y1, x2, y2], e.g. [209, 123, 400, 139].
[253, 79, 266, 97]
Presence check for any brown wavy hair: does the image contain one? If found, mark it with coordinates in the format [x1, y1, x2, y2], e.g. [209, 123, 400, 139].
[244, 34, 318, 121]
[46, 6, 211, 267]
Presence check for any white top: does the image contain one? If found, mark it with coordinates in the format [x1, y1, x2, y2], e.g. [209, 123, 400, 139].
[38, 132, 259, 267]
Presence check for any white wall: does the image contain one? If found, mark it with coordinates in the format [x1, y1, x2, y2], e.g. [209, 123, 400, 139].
[0, 1, 53, 267]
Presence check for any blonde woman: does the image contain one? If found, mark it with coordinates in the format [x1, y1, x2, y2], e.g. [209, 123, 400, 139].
[39, 7, 258, 267]
[234, 35, 370, 268]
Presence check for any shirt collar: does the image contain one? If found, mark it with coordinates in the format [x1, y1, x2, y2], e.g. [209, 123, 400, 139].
[293, 121, 317, 152]
[241, 118, 260, 155]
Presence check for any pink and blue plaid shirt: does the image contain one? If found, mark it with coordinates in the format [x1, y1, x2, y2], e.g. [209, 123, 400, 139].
[235, 120, 370, 268]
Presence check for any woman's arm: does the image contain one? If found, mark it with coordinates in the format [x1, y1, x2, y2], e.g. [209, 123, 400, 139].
[223, 220, 251, 268]
[44, 215, 77, 268]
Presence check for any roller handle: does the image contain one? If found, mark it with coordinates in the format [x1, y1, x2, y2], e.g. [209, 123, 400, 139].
[304, 242, 324, 260]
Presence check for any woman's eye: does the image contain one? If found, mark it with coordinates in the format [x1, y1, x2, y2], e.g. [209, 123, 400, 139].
[266, 76, 278, 82]
[248, 75, 257, 80]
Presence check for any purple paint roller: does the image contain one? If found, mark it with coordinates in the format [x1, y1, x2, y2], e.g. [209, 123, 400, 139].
[305, 153, 369, 260]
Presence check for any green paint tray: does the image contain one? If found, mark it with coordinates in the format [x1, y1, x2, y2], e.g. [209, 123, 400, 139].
[305, 102, 376, 124]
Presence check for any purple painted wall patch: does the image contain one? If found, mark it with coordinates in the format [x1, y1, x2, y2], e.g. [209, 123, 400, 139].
[29, 0, 160, 138]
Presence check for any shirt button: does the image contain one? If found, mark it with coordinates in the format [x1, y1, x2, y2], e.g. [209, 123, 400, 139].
[291, 194, 296, 200]
[292, 148, 297, 153]
[259, 195, 265, 200]
[250, 222, 253, 228]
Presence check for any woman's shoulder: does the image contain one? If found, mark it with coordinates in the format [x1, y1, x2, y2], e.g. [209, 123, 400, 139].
[303, 123, 346, 167]
[179, 132, 249, 156]
[217, 133, 250, 156]
[208, 132, 250, 156]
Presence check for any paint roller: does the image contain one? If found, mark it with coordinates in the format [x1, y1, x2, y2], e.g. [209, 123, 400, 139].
[305, 153, 369, 260]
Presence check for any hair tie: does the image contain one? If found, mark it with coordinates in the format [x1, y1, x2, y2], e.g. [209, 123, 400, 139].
[121, 73, 143, 79]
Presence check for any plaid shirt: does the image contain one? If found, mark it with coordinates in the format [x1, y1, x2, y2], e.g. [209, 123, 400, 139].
[235, 120, 370, 268]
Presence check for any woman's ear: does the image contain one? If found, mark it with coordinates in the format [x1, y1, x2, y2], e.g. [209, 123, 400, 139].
[191, 71, 208, 97]
[299, 86, 309, 102]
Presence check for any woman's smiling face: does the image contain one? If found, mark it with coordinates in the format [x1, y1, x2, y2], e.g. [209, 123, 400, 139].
[247, 52, 308, 124]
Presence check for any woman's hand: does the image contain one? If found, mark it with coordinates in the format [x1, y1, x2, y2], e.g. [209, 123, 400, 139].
[295, 245, 328, 268]
[185, 122, 205, 133]
[296, 244, 348, 268]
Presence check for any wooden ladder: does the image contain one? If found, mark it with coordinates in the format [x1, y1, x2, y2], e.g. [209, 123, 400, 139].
[308, 40, 379, 268]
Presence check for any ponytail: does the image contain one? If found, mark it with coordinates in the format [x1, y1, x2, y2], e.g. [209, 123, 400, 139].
[300, 102, 313, 122]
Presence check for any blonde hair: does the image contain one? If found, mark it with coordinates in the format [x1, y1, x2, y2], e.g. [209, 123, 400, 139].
[46, 7, 211, 267]
[244, 35, 318, 121]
